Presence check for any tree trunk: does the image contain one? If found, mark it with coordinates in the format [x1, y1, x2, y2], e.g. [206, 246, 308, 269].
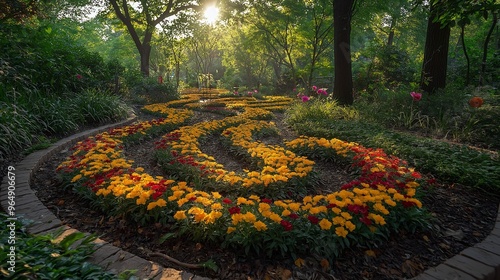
[460, 25, 470, 86]
[420, 3, 451, 93]
[479, 11, 498, 86]
[333, 0, 354, 105]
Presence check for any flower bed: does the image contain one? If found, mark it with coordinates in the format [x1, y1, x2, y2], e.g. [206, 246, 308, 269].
[57, 94, 430, 259]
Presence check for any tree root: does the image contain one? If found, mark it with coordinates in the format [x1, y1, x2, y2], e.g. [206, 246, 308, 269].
[142, 248, 204, 269]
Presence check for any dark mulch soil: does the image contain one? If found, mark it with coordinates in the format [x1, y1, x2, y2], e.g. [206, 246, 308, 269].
[25, 110, 500, 279]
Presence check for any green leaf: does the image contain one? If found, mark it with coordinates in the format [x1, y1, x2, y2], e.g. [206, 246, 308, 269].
[59, 232, 86, 251]
[157, 232, 176, 245]
[200, 259, 219, 272]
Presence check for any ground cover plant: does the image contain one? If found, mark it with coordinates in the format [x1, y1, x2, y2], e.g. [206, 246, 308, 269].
[286, 87, 499, 192]
[56, 91, 434, 270]
[0, 213, 133, 279]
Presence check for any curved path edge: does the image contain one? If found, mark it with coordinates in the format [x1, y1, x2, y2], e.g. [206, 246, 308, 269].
[1, 114, 499, 280]
[0, 115, 210, 280]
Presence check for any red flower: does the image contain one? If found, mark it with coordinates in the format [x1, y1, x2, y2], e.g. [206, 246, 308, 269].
[307, 215, 319, 224]
[289, 213, 299, 219]
[228, 206, 241, 215]
[222, 198, 232, 204]
[410, 91, 422, 101]
[359, 215, 372, 226]
[280, 220, 293, 231]
[468, 96, 484, 108]
[261, 198, 273, 204]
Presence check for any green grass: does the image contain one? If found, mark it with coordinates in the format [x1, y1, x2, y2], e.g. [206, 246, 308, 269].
[0, 90, 130, 161]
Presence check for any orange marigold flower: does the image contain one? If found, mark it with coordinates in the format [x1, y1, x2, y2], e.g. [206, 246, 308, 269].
[469, 96, 484, 108]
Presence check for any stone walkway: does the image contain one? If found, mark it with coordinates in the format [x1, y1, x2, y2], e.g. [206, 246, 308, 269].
[1, 116, 499, 279]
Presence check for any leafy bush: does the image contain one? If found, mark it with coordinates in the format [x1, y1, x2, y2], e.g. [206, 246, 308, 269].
[0, 213, 133, 279]
[0, 22, 125, 97]
[128, 77, 179, 104]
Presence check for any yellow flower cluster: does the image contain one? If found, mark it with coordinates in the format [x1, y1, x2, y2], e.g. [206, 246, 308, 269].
[220, 120, 314, 188]
[285, 136, 358, 157]
[58, 107, 192, 210]
[58, 92, 428, 247]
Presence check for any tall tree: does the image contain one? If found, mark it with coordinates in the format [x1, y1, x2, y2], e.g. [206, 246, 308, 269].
[420, 1, 451, 93]
[333, 0, 355, 105]
[107, 0, 201, 77]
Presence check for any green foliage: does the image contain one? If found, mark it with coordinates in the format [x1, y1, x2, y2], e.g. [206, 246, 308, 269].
[0, 91, 130, 161]
[285, 97, 500, 192]
[0, 212, 131, 279]
[128, 77, 180, 104]
[0, 22, 125, 97]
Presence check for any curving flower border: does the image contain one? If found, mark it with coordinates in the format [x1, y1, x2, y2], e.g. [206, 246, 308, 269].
[58, 94, 428, 258]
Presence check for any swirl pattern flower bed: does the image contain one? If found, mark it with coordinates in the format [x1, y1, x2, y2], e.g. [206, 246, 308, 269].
[57, 94, 429, 259]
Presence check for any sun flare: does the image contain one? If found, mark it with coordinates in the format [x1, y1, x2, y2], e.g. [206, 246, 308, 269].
[203, 6, 219, 25]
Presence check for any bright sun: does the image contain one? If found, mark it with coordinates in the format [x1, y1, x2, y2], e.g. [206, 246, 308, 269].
[203, 6, 219, 25]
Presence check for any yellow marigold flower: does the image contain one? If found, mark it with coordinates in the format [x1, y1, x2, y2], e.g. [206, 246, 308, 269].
[340, 212, 353, 220]
[309, 206, 327, 215]
[335, 226, 348, 238]
[71, 174, 83, 182]
[253, 221, 268, 231]
[384, 198, 397, 207]
[393, 193, 405, 201]
[212, 192, 222, 199]
[259, 203, 271, 212]
[406, 181, 419, 188]
[231, 213, 244, 225]
[282, 209, 291, 216]
[288, 203, 301, 212]
[373, 203, 389, 215]
[332, 216, 346, 226]
[211, 203, 223, 211]
[303, 196, 313, 203]
[243, 212, 257, 223]
[269, 213, 282, 223]
[331, 207, 342, 215]
[174, 210, 187, 220]
[177, 198, 189, 207]
[237, 197, 249, 205]
[345, 221, 356, 232]
[147, 198, 167, 210]
[203, 211, 222, 224]
[319, 219, 332, 230]
[249, 195, 260, 202]
[227, 227, 236, 234]
[369, 213, 386, 225]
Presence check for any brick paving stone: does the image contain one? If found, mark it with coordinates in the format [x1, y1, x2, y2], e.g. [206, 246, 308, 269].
[423, 264, 476, 280]
[461, 247, 500, 279]
[87, 244, 121, 264]
[97, 249, 135, 271]
[475, 240, 500, 256]
[8, 194, 39, 207]
[16, 201, 47, 213]
[411, 272, 441, 280]
[444, 255, 495, 280]
[105, 255, 156, 278]
[27, 218, 63, 234]
[152, 268, 183, 280]
[143, 262, 164, 279]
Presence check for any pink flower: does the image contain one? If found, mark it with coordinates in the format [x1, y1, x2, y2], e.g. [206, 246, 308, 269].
[312, 85, 318, 91]
[76, 74, 83, 80]
[410, 92, 422, 101]
[301, 95, 310, 102]
[317, 89, 328, 95]
[254, 89, 258, 93]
